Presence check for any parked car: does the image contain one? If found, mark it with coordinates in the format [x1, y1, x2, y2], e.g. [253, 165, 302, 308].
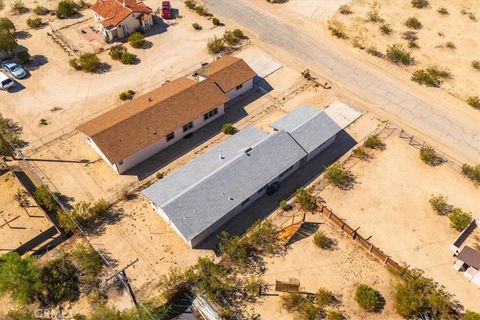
[1, 60, 27, 79]
[0, 71, 15, 90]
[161, 1, 172, 19]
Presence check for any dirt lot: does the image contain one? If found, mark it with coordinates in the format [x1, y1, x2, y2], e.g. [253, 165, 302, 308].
[0, 170, 54, 253]
[329, 0, 480, 103]
[0, 0, 239, 146]
[318, 133, 480, 311]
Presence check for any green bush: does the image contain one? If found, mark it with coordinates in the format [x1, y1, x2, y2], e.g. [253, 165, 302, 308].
[379, 24, 392, 35]
[411, 0, 429, 8]
[192, 22, 202, 30]
[191, 257, 231, 300]
[338, 4, 352, 15]
[157, 267, 193, 301]
[79, 52, 101, 72]
[295, 188, 316, 211]
[156, 171, 164, 179]
[11, 0, 28, 14]
[279, 200, 291, 211]
[437, 7, 448, 15]
[366, 9, 382, 23]
[0, 17, 16, 34]
[419, 146, 440, 165]
[207, 36, 224, 54]
[244, 276, 264, 297]
[328, 21, 347, 39]
[56, 0, 76, 19]
[26, 17, 42, 29]
[429, 194, 450, 215]
[465, 310, 480, 320]
[128, 32, 145, 48]
[0, 113, 22, 156]
[445, 41, 456, 49]
[194, 5, 207, 16]
[119, 89, 135, 100]
[313, 231, 335, 250]
[232, 28, 244, 38]
[327, 311, 345, 320]
[5, 309, 37, 320]
[316, 288, 336, 306]
[120, 52, 137, 64]
[386, 44, 413, 65]
[411, 66, 451, 87]
[184, 0, 196, 9]
[462, 163, 480, 183]
[448, 208, 472, 231]
[352, 147, 369, 159]
[364, 135, 383, 149]
[467, 96, 480, 109]
[355, 284, 381, 312]
[218, 232, 249, 267]
[109, 44, 126, 60]
[33, 185, 61, 212]
[39, 256, 79, 305]
[212, 17, 220, 26]
[472, 60, 480, 71]
[0, 252, 40, 304]
[33, 5, 49, 15]
[405, 17, 422, 29]
[221, 123, 236, 134]
[324, 163, 349, 188]
[71, 243, 103, 285]
[281, 293, 319, 320]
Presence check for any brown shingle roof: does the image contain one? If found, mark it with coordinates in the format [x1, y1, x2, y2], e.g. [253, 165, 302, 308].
[200, 56, 256, 93]
[458, 246, 480, 270]
[92, 0, 151, 28]
[78, 77, 228, 164]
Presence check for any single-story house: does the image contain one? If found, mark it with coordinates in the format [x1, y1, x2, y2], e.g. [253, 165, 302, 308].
[454, 246, 480, 288]
[142, 103, 361, 247]
[78, 56, 256, 174]
[91, 0, 154, 40]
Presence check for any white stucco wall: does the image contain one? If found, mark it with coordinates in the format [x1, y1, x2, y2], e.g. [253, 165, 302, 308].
[225, 78, 254, 100]
[86, 137, 120, 174]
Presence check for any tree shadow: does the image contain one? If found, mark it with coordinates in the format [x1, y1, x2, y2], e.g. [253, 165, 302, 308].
[87, 206, 125, 235]
[94, 62, 112, 74]
[287, 222, 320, 246]
[15, 31, 32, 39]
[28, 54, 49, 71]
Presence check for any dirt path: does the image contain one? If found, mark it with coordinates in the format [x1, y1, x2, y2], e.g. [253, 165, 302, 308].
[203, 0, 480, 163]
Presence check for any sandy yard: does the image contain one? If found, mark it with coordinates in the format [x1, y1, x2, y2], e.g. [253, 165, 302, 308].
[318, 133, 480, 311]
[0, 170, 54, 253]
[329, 0, 480, 103]
[0, 0, 246, 146]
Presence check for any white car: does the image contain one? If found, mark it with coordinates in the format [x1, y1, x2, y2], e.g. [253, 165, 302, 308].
[0, 71, 15, 90]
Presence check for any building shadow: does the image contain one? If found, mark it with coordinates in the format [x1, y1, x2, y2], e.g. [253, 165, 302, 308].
[287, 222, 321, 246]
[144, 17, 169, 37]
[195, 130, 357, 250]
[124, 82, 272, 179]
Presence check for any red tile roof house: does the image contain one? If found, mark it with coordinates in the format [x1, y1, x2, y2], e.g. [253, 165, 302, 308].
[91, 0, 154, 41]
[77, 56, 257, 174]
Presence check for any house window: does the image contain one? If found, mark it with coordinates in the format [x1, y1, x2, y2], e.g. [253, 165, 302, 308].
[236, 84, 243, 90]
[166, 132, 175, 142]
[183, 122, 193, 132]
[203, 108, 218, 121]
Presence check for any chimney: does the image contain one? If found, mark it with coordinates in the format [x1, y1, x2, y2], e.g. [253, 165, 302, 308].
[123, 0, 126, 7]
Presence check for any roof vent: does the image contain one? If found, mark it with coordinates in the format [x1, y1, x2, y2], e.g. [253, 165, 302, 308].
[219, 153, 225, 160]
[229, 197, 234, 201]
[148, 97, 153, 102]
[245, 148, 252, 156]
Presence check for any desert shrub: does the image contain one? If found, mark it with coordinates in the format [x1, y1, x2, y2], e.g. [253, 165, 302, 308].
[128, 32, 145, 48]
[472, 61, 480, 71]
[207, 36, 224, 54]
[295, 188, 316, 211]
[281, 292, 305, 311]
[448, 208, 472, 231]
[465, 311, 480, 320]
[184, 0, 196, 10]
[328, 21, 347, 39]
[437, 7, 449, 15]
[119, 89, 135, 100]
[316, 288, 336, 306]
[0, 252, 40, 304]
[194, 5, 207, 16]
[405, 17, 422, 29]
[352, 147, 369, 159]
[0, 17, 15, 34]
[313, 231, 335, 250]
[366, 46, 382, 57]
[467, 96, 480, 109]
[411, 66, 451, 87]
[351, 36, 365, 49]
[70, 52, 101, 72]
[244, 276, 264, 297]
[324, 163, 350, 188]
[223, 29, 243, 45]
[402, 30, 418, 41]
[0, 0, 4, 10]
[120, 52, 137, 64]
[221, 123, 236, 134]
[429, 194, 450, 215]
[56, 0, 76, 18]
[158, 267, 193, 301]
[212, 17, 220, 26]
[39, 118, 48, 126]
[419, 146, 441, 165]
[411, 0, 428, 8]
[232, 28, 244, 38]
[338, 4, 352, 15]
[366, 9, 382, 22]
[395, 268, 459, 319]
[11, 0, 28, 14]
[39, 256, 79, 305]
[71, 243, 103, 286]
[156, 171, 164, 179]
[0, 28, 17, 55]
[218, 232, 249, 267]
[468, 12, 477, 21]
[386, 44, 413, 65]
[109, 44, 126, 60]
[327, 311, 345, 320]
[219, 307, 235, 320]
[0, 113, 23, 156]
[33, 185, 61, 212]
[26, 17, 42, 29]
[281, 293, 319, 320]
[244, 220, 279, 255]
[6, 310, 37, 320]
[379, 23, 392, 35]
[279, 200, 291, 211]
[192, 22, 202, 30]
[191, 257, 231, 301]
[33, 5, 49, 15]
[363, 134, 383, 149]
[64, 199, 110, 230]
[408, 40, 419, 49]
[355, 284, 381, 312]
[445, 41, 456, 49]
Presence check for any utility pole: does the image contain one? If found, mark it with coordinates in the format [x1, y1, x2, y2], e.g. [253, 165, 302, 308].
[106, 259, 140, 308]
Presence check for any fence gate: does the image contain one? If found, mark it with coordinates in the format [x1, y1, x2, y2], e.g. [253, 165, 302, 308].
[275, 278, 300, 292]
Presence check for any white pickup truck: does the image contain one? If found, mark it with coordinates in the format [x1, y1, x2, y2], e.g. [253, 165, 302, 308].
[0, 71, 15, 90]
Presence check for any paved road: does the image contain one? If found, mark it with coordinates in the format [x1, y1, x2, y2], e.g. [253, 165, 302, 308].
[205, 0, 480, 162]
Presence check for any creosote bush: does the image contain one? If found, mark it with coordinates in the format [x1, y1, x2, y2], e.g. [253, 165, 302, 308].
[445, 41, 456, 49]
[472, 60, 480, 71]
[363, 134, 383, 149]
[386, 44, 413, 65]
[411, 66, 451, 87]
[221, 123, 236, 135]
[328, 21, 347, 39]
[379, 24, 392, 35]
[467, 96, 480, 109]
[437, 7, 449, 15]
[279, 200, 291, 211]
[465, 310, 480, 320]
[462, 163, 480, 183]
[192, 22, 202, 30]
[128, 32, 145, 48]
[207, 36, 224, 54]
[324, 163, 350, 188]
[327, 310, 345, 320]
[355, 284, 381, 313]
[56, 0, 76, 19]
[11, 0, 28, 14]
[33, 5, 49, 15]
[429, 194, 450, 215]
[366, 9, 382, 23]
[448, 208, 472, 231]
[419, 146, 442, 165]
[338, 4, 352, 15]
[69, 52, 101, 73]
[411, 0, 429, 9]
[212, 17, 220, 26]
[119, 89, 135, 101]
[316, 288, 337, 306]
[313, 231, 335, 250]
[405, 17, 422, 29]
[295, 188, 316, 211]
[281, 293, 319, 320]
[352, 147, 369, 160]
[26, 17, 42, 29]
[184, 0, 196, 10]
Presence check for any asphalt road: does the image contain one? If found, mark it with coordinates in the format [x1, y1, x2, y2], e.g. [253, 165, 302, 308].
[205, 0, 480, 162]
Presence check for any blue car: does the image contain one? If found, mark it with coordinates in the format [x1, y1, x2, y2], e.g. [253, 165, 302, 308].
[1, 60, 27, 79]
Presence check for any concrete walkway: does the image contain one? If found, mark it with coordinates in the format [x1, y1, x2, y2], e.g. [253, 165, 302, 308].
[205, 0, 480, 162]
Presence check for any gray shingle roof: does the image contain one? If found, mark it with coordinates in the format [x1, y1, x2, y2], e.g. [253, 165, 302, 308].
[271, 106, 343, 154]
[142, 129, 307, 243]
